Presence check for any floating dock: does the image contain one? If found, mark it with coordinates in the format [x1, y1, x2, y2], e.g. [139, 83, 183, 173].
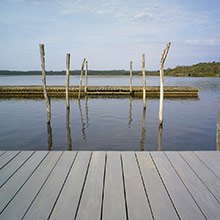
[0, 86, 199, 98]
[0, 150, 219, 219]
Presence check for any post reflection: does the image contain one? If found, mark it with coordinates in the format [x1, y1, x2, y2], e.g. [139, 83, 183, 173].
[158, 124, 163, 151]
[129, 96, 132, 128]
[66, 104, 72, 151]
[78, 99, 86, 141]
[85, 96, 89, 127]
[140, 107, 146, 151]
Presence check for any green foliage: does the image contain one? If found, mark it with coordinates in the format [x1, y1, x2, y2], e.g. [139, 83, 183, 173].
[165, 62, 220, 77]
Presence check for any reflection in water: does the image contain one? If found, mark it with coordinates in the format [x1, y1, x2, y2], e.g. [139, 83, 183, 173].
[47, 121, 53, 151]
[217, 98, 220, 151]
[66, 105, 72, 151]
[78, 100, 86, 140]
[140, 107, 146, 151]
[158, 124, 163, 151]
[85, 96, 89, 127]
[129, 96, 132, 128]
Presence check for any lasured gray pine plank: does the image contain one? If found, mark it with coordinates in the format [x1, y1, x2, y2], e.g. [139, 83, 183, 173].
[0, 151, 20, 170]
[50, 151, 91, 220]
[22, 151, 77, 220]
[102, 152, 127, 220]
[0, 151, 48, 213]
[136, 152, 178, 220]
[122, 152, 153, 220]
[0, 151, 6, 158]
[75, 152, 105, 220]
[151, 152, 206, 220]
[180, 151, 220, 203]
[193, 151, 220, 178]
[165, 151, 220, 220]
[0, 151, 34, 188]
[0, 151, 62, 220]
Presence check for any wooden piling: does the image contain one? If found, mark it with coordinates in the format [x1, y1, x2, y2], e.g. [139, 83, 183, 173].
[85, 61, 88, 93]
[159, 42, 171, 125]
[158, 124, 163, 151]
[66, 53, 70, 108]
[39, 44, 51, 123]
[142, 54, 146, 109]
[217, 98, 220, 151]
[78, 58, 86, 100]
[130, 61, 132, 94]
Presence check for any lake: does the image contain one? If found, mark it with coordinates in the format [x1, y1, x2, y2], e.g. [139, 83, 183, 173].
[0, 75, 219, 151]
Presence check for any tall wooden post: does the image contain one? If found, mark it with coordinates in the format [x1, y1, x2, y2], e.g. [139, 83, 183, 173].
[66, 53, 70, 108]
[158, 124, 163, 151]
[159, 42, 171, 125]
[39, 44, 51, 124]
[142, 54, 146, 109]
[85, 61, 88, 93]
[217, 98, 220, 151]
[78, 58, 86, 100]
[130, 61, 132, 94]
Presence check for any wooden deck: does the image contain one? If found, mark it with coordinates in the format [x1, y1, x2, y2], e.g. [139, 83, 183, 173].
[0, 151, 219, 220]
[0, 86, 199, 98]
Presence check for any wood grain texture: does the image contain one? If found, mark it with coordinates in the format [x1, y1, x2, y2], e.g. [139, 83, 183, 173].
[165, 151, 220, 220]
[102, 152, 127, 220]
[76, 152, 105, 220]
[0, 151, 20, 170]
[0, 151, 47, 213]
[0, 151, 34, 188]
[50, 151, 91, 220]
[0, 151, 62, 220]
[23, 151, 77, 220]
[136, 152, 178, 220]
[180, 151, 220, 203]
[122, 152, 153, 220]
[151, 152, 205, 220]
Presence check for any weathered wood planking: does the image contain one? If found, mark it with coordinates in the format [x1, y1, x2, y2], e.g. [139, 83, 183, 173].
[136, 152, 178, 220]
[50, 151, 91, 220]
[0, 151, 220, 220]
[0, 152, 62, 219]
[165, 151, 220, 220]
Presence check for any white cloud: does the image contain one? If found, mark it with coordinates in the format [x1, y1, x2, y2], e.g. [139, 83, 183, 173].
[184, 38, 220, 46]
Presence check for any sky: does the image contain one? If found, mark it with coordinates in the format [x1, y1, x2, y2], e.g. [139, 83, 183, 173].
[0, 0, 220, 71]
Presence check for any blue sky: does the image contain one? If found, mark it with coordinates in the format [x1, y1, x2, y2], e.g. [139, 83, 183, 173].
[0, 0, 220, 70]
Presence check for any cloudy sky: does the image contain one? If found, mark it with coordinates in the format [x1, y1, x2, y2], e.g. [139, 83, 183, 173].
[0, 0, 220, 70]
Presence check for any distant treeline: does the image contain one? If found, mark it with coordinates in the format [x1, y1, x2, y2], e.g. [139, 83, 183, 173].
[165, 62, 220, 77]
[1, 62, 220, 76]
[0, 70, 158, 76]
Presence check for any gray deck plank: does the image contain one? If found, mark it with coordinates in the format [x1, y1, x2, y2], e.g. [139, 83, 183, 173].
[0, 151, 47, 213]
[194, 151, 220, 178]
[0, 151, 34, 188]
[76, 152, 105, 220]
[122, 152, 153, 220]
[180, 151, 220, 203]
[50, 151, 91, 220]
[23, 151, 77, 220]
[102, 152, 127, 220]
[151, 152, 206, 220]
[0, 151, 20, 170]
[0, 151, 6, 157]
[0, 151, 62, 220]
[136, 152, 178, 220]
[165, 151, 220, 220]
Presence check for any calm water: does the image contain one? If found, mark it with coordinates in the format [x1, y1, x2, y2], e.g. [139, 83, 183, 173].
[0, 75, 219, 151]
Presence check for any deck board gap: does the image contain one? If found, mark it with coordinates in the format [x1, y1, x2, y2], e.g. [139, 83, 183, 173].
[100, 152, 107, 220]
[21, 152, 64, 219]
[74, 152, 93, 220]
[120, 154, 129, 220]
[0, 151, 21, 170]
